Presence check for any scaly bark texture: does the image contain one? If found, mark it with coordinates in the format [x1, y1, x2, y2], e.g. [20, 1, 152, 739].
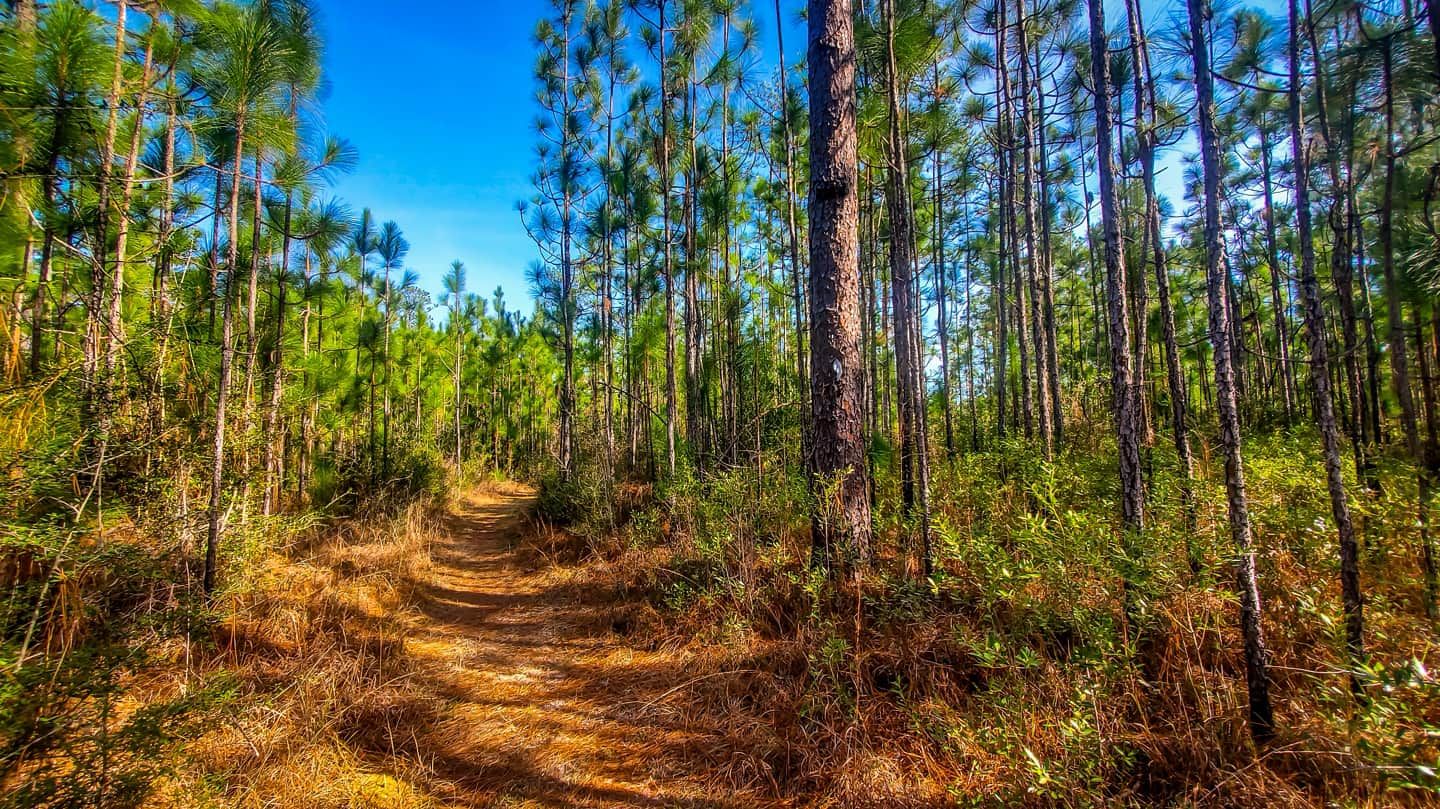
[1188, 0, 1275, 743]
[1087, 0, 1143, 535]
[1288, 0, 1362, 673]
[807, 0, 872, 572]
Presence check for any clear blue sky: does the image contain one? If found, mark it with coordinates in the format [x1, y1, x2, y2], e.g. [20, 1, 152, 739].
[308, 0, 808, 316]
[313, 0, 546, 310]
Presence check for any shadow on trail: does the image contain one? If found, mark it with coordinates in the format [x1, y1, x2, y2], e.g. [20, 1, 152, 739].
[345, 485, 781, 809]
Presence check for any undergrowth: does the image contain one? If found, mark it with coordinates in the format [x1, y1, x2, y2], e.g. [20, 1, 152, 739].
[1, 450, 458, 808]
[533, 427, 1440, 808]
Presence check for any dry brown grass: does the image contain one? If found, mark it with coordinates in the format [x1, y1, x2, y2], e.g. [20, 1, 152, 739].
[93, 456, 1437, 809]
[136, 483, 787, 808]
[527, 479, 1440, 809]
[144, 497, 454, 809]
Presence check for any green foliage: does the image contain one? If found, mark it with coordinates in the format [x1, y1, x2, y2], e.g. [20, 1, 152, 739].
[0, 521, 230, 808]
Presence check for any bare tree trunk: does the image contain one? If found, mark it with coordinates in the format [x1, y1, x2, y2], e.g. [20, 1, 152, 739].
[205, 116, 246, 598]
[932, 61, 954, 462]
[659, 1, 677, 480]
[29, 90, 68, 377]
[1288, 0, 1363, 677]
[882, 0, 932, 573]
[1188, 0, 1275, 742]
[776, 0, 810, 475]
[808, 0, 872, 574]
[1033, 39, 1062, 448]
[1088, 0, 1143, 536]
[1374, 32, 1437, 615]
[1015, 0, 1051, 458]
[1256, 125, 1295, 423]
[261, 186, 294, 516]
[1126, 0, 1196, 561]
[101, 29, 155, 468]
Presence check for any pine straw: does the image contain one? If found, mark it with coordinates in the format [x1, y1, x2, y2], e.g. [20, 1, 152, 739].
[526, 508, 1440, 808]
[144, 481, 788, 808]
[147, 498, 456, 809]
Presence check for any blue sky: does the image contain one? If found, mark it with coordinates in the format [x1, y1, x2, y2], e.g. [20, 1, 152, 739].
[313, 0, 546, 311]
[310, 0, 811, 315]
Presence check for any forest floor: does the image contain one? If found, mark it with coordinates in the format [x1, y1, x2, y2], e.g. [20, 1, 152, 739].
[394, 483, 776, 808]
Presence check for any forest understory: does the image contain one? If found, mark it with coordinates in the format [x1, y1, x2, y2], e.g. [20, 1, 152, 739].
[12, 436, 1440, 809]
[526, 428, 1440, 809]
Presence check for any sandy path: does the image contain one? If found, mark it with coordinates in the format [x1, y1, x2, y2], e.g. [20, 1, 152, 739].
[402, 485, 775, 809]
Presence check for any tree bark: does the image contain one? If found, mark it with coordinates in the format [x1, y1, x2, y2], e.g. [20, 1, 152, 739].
[1088, 0, 1144, 536]
[807, 0, 872, 574]
[1188, 0, 1275, 742]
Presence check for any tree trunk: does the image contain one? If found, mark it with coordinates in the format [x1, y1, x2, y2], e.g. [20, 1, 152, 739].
[1015, 0, 1051, 458]
[1188, 0, 1275, 742]
[1288, 0, 1363, 677]
[807, 0, 872, 574]
[1126, 0, 1197, 560]
[1088, 0, 1144, 537]
[205, 116, 246, 598]
[882, 0, 932, 573]
[1375, 34, 1437, 615]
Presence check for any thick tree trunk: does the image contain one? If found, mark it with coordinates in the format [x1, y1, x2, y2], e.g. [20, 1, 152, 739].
[807, 0, 872, 573]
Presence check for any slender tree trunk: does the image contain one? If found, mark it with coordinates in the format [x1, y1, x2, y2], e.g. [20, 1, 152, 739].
[1375, 34, 1437, 615]
[882, 0, 932, 573]
[1015, 0, 1051, 457]
[1088, 0, 1144, 537]
[1288, 0, 1363, 676]
[261, 186, 294, 516]
[1033, 39, 1062, 448]
[205, 116, 246, 598]
[1127, 0, 1196, 558]
[1189, 0, 1275, 742]
[778, 0, 810, 471]
[659, 1, 677, 480]
[932, 61, 954, 462]
[1257, 125, 1295, 423]
[29, 90, 68, 377]
[100, 30, 155, 468]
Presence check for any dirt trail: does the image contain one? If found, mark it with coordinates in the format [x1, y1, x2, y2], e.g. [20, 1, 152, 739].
[404, 485, 774, 809]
